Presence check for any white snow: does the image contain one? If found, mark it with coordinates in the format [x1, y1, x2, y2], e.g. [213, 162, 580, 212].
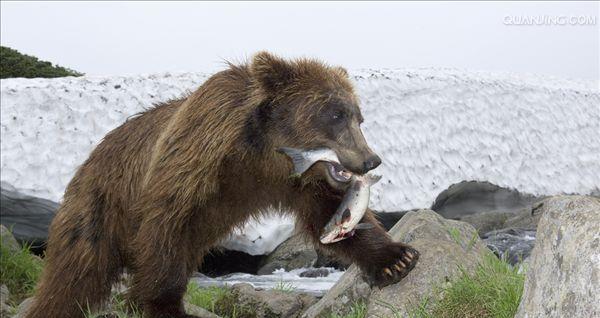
[219, 214, 295, 256]
[1, 69, 599, 255]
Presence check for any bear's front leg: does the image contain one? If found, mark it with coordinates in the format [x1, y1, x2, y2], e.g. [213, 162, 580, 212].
[129, 223, 197, 318]
[128, 203, 200, 318]
[308, 209, 419, 288]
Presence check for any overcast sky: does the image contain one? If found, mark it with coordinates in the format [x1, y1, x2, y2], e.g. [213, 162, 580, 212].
[1, 1, 598, 80]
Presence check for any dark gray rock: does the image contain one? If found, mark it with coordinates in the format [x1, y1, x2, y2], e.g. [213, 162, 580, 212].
[431, 180, 540, 219]
[257, 234, 317, 275]
[299, 268, 331, 278]
[458, 210, 517, 234]
[0, 182, 58, 254]
[373, 210, 410, 231]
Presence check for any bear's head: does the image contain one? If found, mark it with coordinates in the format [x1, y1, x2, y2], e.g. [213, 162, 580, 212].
[248, 52, 381, 189]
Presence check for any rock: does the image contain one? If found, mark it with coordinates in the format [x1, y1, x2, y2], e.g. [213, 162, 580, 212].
[313, 249, 349, 270]
[257, 234, 317, 275]
[299, 268, 331, 278]
[303, 210, 489, 318]
[482, 228, 536, 265]
[184, 301, 224, 318]
[1, 224, 21, 252]
[515, 196, 600, 318]
[373, 210, 410, 231]
[12, 297, 34, 318]
[458, 210, 517, 234]
[230, 283, 317, 318]
[0, 182, 58, 254]
[431, 181, 540, 219]
[1, 285, 12, 317]
[503, 200, 545, 229]
[301, 265, 372, 318]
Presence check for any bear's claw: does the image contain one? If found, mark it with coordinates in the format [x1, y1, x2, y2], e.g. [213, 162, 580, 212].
[367, 243, 420, 288]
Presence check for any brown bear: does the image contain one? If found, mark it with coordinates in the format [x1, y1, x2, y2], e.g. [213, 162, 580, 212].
[25, 52, 419, 318]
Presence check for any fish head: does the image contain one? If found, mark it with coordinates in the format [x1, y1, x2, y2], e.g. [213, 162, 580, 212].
[320, 225, 356, 244]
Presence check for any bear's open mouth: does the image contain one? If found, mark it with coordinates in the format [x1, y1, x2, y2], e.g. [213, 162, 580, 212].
[327, 162, 353, 183]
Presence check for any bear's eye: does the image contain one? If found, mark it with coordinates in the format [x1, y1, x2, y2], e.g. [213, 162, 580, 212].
[332, 110, 345, 121]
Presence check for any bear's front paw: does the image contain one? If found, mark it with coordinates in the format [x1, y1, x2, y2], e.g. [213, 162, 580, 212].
[366, 243, 419, 288]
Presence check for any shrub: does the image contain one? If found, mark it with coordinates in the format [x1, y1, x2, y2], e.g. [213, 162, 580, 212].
[0, 46, 83, 79]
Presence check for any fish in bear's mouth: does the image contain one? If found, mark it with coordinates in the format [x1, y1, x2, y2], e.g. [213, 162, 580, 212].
[326, 161, 353, 183]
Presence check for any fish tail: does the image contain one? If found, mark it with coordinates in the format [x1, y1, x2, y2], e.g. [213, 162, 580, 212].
[364, 174, 382, 186]
[277, 147, 312, 175]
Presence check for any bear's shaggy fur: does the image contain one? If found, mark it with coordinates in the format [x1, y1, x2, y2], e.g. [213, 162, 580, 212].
[26, 52, 418, 318]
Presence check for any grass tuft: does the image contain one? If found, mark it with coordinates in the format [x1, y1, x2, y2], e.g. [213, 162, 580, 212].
[82, 293, 142, 318]
[409, 253, 525, 318]
[273, 278, 296, 293]
[185, 282, 255, 318]
[325, 301, 367, 318]
[0, 237, 44, 304]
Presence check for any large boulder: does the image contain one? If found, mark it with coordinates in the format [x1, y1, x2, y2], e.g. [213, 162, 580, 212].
[257, 234, 317, 275]
[515, 196, 600, 318]
[431, 181, 540, 219]
[229, 283, 317, 318]
[302, 209, 489, 318]
[0, 182, 58, 254]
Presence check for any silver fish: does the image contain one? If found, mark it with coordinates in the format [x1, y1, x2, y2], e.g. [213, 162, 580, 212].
[319, 173, 381, 244]
[277, 147, 340, 175]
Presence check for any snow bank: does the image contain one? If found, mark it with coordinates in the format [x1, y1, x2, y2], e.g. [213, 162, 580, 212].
[1, 69, 598, 254]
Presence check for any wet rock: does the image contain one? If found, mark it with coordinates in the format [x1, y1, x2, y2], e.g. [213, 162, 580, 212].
[230, 283, 317, 318]
[516, 196, 600, 318]
[303, 210, 489, 318]
[299, 268, 331, 278]
[257, 234, 317, 275]
[431, 181, 540, 219]
[482, 228, 536, 265]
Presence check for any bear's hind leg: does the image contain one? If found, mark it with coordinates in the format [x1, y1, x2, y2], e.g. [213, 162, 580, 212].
[25, 217, 124, 318]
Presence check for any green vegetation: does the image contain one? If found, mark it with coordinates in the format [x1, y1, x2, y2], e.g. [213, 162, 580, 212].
[0, 237, 44, 304]
[185, 282, 254, 318]
[0, 46, 83, 79]
[273, 278, 296, 293]
[324, 301, 367, 318]
[407, 253, 525, 318]
[83, 293, 142, 318]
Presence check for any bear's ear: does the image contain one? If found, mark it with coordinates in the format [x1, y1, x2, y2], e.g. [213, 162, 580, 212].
[251, 51, 295, 93]
[334, 66, 349, 78]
